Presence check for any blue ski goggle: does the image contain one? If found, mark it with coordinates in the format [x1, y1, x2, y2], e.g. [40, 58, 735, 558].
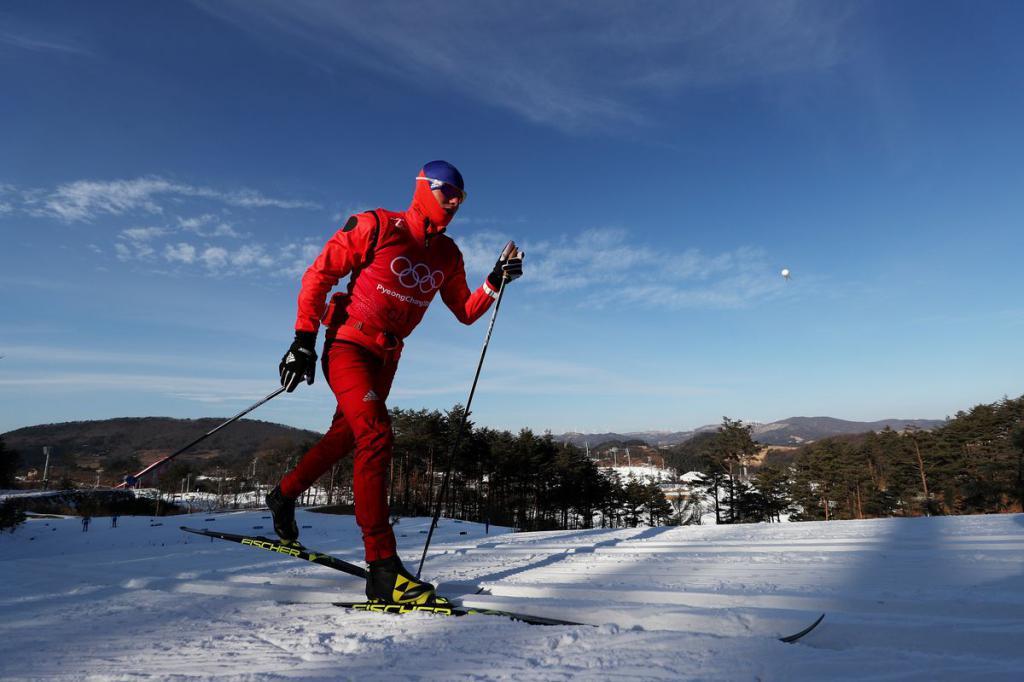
[418, 176, 467, 202]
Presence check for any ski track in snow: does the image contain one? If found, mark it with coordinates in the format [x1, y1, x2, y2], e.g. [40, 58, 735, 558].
[1, 510, 1023, 681]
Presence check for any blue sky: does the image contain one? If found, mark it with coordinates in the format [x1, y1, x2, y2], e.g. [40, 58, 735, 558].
[2, 1, 1022, 437]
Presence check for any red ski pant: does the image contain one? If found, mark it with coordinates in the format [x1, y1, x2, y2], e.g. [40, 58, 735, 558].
[280, 340, 400, 563]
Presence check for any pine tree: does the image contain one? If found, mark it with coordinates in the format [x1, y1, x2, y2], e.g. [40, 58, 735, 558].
[642, 481, 673, 525]
[750, 465, 791, 522]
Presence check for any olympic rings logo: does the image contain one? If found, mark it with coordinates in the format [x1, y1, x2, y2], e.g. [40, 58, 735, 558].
[390, 256, 444, 293]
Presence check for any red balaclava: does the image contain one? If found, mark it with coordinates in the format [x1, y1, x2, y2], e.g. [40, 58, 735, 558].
[407, 160, 464, 242]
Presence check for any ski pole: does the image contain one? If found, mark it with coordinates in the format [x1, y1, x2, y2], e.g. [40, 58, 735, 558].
[417, 275, 509, 578]
[117, 386, 287, 488]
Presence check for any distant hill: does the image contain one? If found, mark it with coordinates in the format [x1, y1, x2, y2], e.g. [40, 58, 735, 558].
[1, 417, 323, 475]
[556, 429, 710, 449]
[749, 417, 946, 445]
[556, 416, 946, 448]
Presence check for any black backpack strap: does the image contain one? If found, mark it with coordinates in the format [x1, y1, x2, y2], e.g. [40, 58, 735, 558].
[347, 209, 383, 285]
[368, 208, 381, 256]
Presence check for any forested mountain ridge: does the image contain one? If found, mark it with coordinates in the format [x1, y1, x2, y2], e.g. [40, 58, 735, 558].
[685, 396, 1024, 522]
[2, 417, 322, 476]
[5, 413, 945, 471]
[557, 416, 946, 448]
[1, 395, 1021, 528]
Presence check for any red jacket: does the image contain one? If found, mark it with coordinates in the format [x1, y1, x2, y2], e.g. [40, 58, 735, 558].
[295, 208, 498, 354]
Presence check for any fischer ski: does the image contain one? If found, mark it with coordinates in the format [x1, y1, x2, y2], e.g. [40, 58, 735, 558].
[333, 600, 586, 627]
[180, 526, 367, 579]
[335, 600, 825, 641]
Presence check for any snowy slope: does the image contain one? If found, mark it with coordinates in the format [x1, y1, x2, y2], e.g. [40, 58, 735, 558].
[602, 464, 674, 482]
[1, 509, 1022, 681]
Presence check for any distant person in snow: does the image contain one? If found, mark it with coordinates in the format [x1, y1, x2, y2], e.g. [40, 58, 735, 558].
[81, 515, 90, 532]
[267, 160, 523, 606]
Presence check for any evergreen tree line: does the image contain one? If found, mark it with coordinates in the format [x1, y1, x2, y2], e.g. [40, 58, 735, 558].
[784, 396, 1024, 519]
[678, 395, 1024, 523]
[384, 407, 673, 531]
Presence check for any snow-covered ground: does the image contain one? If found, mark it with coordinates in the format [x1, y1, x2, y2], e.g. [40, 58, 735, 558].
[602, 464, 675, 482]
[1, 510, 1022, 681]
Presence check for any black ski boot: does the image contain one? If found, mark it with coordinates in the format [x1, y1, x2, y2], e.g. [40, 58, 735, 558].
[366, 555, 438, 605]
[266, 485, 298, 544]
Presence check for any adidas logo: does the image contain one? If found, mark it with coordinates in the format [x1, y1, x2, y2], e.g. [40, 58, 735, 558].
[363, 390, 379, 402]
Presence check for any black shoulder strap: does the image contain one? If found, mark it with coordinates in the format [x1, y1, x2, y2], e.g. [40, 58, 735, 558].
[368, 209, 381, 255]
[345, 209, 382, 293]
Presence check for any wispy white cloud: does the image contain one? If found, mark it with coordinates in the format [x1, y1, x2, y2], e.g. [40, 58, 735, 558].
[278, 240, 324, 277]
[0, 27, 94, 56]
[165, 242, 197, 264]
[106, 229, 319, 277]
[1, 184, 31, 218]
[229, 244, 273, 268]
[23, 176, 319, 222]
[42, 178, 174, 221]
[159, 240, 285, 273]
[123, 223, 785, 310]
[504, 228, 783, 309]
[113, 225, 172, 260]
[178, 215, 215, 230]
[198, 0, 856, 133]
[199, 246, 228, 269]
[115, 233, 158, 261]
[178, 214, 242, 238]
[218, 188, 315, 209]
[2, 176, 325, 278]
[37, 180, 783, 311]
[120, 226, 169, 242]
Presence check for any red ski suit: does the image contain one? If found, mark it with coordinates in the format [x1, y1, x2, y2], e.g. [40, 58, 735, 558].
[280, 190, 498, 562]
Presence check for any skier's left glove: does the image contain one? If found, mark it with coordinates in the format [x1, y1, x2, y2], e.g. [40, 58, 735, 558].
[279, 331, 317, 392]
[487, 240, 524, 290]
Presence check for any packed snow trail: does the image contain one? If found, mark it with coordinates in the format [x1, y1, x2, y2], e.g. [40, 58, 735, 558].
[1, 508, 1022, 680]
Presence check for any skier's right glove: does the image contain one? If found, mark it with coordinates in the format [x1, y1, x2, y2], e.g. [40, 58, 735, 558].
[279, 331, 317, 392]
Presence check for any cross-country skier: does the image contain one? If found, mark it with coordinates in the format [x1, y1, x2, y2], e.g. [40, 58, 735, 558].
[267, 160, 523, 606]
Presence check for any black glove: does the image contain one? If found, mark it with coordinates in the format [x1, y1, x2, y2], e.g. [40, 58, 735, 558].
[279, 331, 317, 392]
[487, 240, 524, 290]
